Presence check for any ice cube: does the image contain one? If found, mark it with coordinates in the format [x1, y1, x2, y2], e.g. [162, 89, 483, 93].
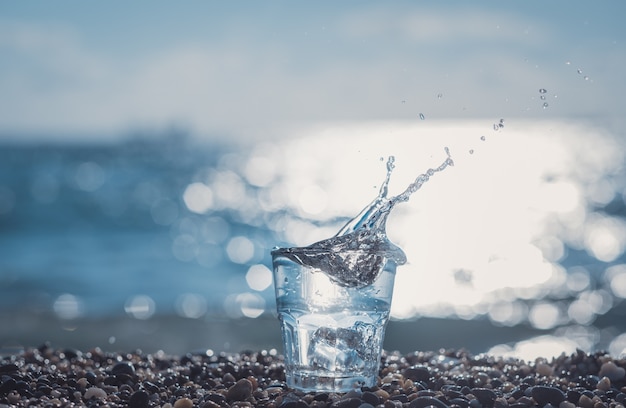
[308, 327, 365, 371]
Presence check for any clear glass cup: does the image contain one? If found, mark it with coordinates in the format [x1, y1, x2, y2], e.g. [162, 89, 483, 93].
[272, 247, 398, 392]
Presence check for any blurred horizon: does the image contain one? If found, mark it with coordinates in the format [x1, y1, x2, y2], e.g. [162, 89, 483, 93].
[1, 1, 626, 360]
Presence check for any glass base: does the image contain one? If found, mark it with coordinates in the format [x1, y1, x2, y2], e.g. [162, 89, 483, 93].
[287, 370, 375, 392]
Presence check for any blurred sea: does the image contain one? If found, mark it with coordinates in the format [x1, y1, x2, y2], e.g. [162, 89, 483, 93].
[2, 120, 626, 359]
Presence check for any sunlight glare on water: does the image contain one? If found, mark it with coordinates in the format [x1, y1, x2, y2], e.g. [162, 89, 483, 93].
[252, 119, 624, 331]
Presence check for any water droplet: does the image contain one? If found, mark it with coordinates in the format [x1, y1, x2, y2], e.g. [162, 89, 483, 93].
[539, 88, 547, 94]
[469, 149, 474, 154]
[565, 61, 571, 65]
[480, 136, 486, 141]
[493, 124, 499, 131]
[401, 100, 406, 104]
[584, 76, 589, 81]
[577, 69, 583, 74]
[543, 102, 549, 109]
[419, 113, 425, 120]
[540, 95, 546, 100]
[437, 93, 443, 99]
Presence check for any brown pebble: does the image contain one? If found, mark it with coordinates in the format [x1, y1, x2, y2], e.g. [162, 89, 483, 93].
[597, 376, 611, 391]
[559, 402, 576, 408]
[593, 402, 607, 408]
[174, 397, 194, 408]
[579, 395, 594, 408]
[494, 397, 508, 408]
[376, 389, 390, 400]
[536, 363, 554, 377]
[227, 379, 253, 401]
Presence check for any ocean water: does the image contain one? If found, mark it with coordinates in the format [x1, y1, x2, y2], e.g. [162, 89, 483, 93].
[2, 120, 626, 358]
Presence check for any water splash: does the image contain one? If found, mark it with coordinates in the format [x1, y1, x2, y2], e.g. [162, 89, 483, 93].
[276, 148, 454, 287]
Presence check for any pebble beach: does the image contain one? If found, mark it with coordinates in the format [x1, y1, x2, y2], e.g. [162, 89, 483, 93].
[1, 345, 625, 408]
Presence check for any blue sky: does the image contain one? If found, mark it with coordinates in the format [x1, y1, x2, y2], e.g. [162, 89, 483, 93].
[1, 1, 625, 141]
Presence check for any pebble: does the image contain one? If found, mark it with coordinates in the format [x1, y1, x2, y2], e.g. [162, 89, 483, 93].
[0, 347, 624, 408]
[531, 386, 566, 406]
[599, 362, 626, 381]
[129, 389, 150, 408]
[84, 386, 107, 399]
[227, 378, 253, 401]
[174, 397, 194, 408]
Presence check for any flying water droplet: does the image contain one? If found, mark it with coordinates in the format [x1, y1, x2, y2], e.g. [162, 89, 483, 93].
[437, 93, 443, 99]
[577, 69, 583, 74]
[480, 136, 486, 141]
[419, 113, 425, 120]
[540, 95, 546, 100]
[469, 149, 474, 155]
[539, 88, 547, 94]
[584, 76, 589, 81]
[543, 102, 549, 109]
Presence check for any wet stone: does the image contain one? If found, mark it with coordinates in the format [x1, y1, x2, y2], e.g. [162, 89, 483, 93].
[361, 391, 380, 405]
[111, 361, 136, 376]
[174, 397, 194, 408]
[404, 366, 431, 382]
[471, 388, 497, 407]
[532, 386, 566, 406]
[227, 378, 253, 401]
[129, 389, 150, 408]
[599, 362, 626, 381]
[0, 364, 19, 375]
[409, 396, 450, 408]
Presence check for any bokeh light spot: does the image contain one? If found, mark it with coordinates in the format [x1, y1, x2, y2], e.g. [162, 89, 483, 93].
[53, 294, 83, 320]
[124, 295, 156, 319]
[175, 293, 208, 319]
[529, 302, 561, 330]
[246, 264, 273, 291]
[183, 182, 214, 214]
[226, 236, 255, 264]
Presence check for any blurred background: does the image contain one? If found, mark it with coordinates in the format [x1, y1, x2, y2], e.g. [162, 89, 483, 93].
[2, 1, 626, 360]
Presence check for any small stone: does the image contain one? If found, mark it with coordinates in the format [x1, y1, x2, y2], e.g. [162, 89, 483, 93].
[361, 392, 380, 405]
[404, 366, 431, 382]
[599, 362, 626, 381]
[597, 377, 611, 391]
[579, 395, 594, 408]
[174, 398, 194, 408]
[536, 363, 554, 377]
[559, 402, 576, 408]
[409, 396, 449, 408]
[129, 390, 150, 408]
[0, 364, 19, 374]
[227, 379, 253, 401]
[472, 388, 497, 406]
[111, 361, 135, 376]
[375, 389, 390, 400]
[531, 386, 566, 406]
[84, 387, 107, 399]
[494, 397, 508, 408]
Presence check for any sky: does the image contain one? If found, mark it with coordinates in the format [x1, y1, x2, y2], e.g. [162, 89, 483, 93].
[1, 1, 625, 142]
